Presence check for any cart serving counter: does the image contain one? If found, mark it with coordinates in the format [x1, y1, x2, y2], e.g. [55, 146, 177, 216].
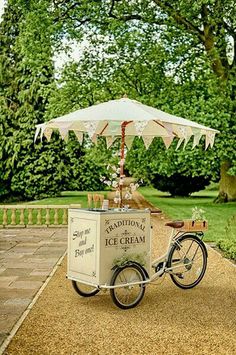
[67, 208, 151, 290]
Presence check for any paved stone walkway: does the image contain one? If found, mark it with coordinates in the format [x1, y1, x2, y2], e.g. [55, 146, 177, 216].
[0, 228, 67, 349]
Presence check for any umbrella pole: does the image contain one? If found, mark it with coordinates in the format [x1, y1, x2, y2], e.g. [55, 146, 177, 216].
[119, 122, 126, 208]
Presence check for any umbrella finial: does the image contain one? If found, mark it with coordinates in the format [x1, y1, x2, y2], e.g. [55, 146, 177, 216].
[123, 94, 128, 98]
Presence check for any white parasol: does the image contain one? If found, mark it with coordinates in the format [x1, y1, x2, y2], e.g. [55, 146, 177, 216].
[35, 97, 219, 206]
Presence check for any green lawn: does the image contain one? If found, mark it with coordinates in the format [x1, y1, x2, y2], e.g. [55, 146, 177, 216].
[27, 191, 108, 208]
[139, 186, 236, 244]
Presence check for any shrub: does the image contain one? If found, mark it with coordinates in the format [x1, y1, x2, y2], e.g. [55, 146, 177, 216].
[152, 173, 211, 196]
[217, 215, 236, 261]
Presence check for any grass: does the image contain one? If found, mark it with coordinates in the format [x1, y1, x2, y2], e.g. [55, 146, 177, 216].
[139, 186, 236, 244]
[27, 191, 107, 208]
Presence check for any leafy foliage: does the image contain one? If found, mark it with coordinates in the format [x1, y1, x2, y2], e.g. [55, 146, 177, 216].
[152, 174, 211, 197]
[0, 0, 68, 201]
[49, 0, 236, 200]
[217, 215, 236, 261]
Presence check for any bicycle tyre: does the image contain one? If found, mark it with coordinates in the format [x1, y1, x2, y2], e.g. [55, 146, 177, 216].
[72, 280, 100, 297]
[110, 263, 146, 310]
[167, 234, 207, 289]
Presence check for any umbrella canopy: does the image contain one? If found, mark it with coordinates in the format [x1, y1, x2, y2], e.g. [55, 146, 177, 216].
[35, 97, 219, 150]
[35, 97, 219, 207]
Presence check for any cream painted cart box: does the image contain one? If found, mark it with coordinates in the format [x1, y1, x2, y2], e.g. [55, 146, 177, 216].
[67, 208, 151, 287]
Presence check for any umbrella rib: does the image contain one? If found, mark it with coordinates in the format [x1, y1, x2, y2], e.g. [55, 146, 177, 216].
[99, 123, 108, 135]
[154, 120, 178, 137]
[98, 121, 133, 136]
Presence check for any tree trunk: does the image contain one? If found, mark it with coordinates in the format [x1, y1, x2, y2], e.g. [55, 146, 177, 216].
[215, 161, 236, 202]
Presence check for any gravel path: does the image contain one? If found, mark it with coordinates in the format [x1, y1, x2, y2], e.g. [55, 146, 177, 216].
[4, 193, 236, 355]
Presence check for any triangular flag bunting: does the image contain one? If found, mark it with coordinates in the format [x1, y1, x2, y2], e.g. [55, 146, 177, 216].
[134, 121, 148, 136]
[34, 124, 43, 142]
[106, 136, 116, 148]
[205, 131, 216, 150]
[44, 128, 53, 142]
[74, 131, 83, 144]
[176, 137, 184, 150]
[142, 136, 154, 149]
[125, 136, 135, 150]
[83, 121, 98, 138]
[162, 122, 174, 136]
[40, 124, 46, 142]
[162, 136, 174, 149]
[183, 135, 192, 149]
[91, 134, 98, 144]
[108, 121, 121, 136]
[192, 131, 202, 149]
[207, 131, 216, 148]
[59, 127, 68, 141]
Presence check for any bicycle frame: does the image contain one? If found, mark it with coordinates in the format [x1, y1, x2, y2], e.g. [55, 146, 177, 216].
[69, 228, 205, 290]
[150, 229, 204, 282]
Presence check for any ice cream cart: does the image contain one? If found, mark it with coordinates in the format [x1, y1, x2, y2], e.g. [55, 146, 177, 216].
[67, 207, 151, 303]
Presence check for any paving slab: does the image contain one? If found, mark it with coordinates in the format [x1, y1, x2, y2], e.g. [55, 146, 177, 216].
[0, 228, 67, 349]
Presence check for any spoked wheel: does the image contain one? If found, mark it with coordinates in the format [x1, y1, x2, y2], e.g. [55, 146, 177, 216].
[72, 280, 100, 297]
[110, 263, 146, 309]
[167, 234, 207, 289]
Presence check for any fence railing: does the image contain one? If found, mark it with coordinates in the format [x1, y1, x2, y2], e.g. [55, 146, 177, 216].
[0, 204, 81, 228]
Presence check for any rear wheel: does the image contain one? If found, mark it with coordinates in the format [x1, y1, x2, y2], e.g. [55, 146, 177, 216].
[167, 234, 207, 289]
[72, 281, 100, 297]
[110, 263, 146, 309]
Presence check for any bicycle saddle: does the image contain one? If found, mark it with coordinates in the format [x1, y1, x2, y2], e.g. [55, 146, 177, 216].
[165, 220, 184, 229]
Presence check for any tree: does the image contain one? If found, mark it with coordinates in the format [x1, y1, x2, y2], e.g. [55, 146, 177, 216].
[51, 0, 236, 201]
[0, 0, 69, 200]
[47, 23, 222, 195]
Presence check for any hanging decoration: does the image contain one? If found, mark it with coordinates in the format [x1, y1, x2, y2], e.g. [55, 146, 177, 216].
[162, 136, 174, 149]
[134, 121, 148, 136]
[142, 136, 155, 149]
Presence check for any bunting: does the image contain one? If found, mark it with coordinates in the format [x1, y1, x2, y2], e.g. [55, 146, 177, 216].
[162, 122, 174, 136]
[205, 131, 216, 150]
[192, 128, 202, 149]
[106, 136, 116, 148]
[176, 137, 184, 150]
[108, 121, 121, 136]
[34, 124, 43, 142]
[142, 136, 155, 149]
[83, 121, 98, 138]
[125, 136, 135, 149]
[183, 135, 192, 149]
[91, 134, 98, 145]
[59, 127, 69, 141]
[162, 136, 174, 149]
[44, 128, 53, 142]
[74, 131, 83, 144]
[40, 124, 46, 142]
[134, 121, 148, 136]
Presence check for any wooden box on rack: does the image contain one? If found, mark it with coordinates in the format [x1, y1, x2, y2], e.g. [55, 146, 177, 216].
[180, 220, 208, 232]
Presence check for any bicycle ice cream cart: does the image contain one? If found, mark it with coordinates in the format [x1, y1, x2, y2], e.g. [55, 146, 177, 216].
[67, 207, 208, 309]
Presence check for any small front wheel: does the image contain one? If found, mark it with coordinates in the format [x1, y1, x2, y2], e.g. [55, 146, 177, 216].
[110, 263, 146, 309]
[167, 234, 207, 289]
[72, 281, 100, 297]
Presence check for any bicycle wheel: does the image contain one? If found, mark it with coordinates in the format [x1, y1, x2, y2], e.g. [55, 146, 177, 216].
[167, 234, 207, 289]
[110, 263, 146, 309]
[72, 280, 100, 297]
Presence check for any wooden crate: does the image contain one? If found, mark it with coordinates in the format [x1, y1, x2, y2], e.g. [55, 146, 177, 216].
[180, 220, 208, 232]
